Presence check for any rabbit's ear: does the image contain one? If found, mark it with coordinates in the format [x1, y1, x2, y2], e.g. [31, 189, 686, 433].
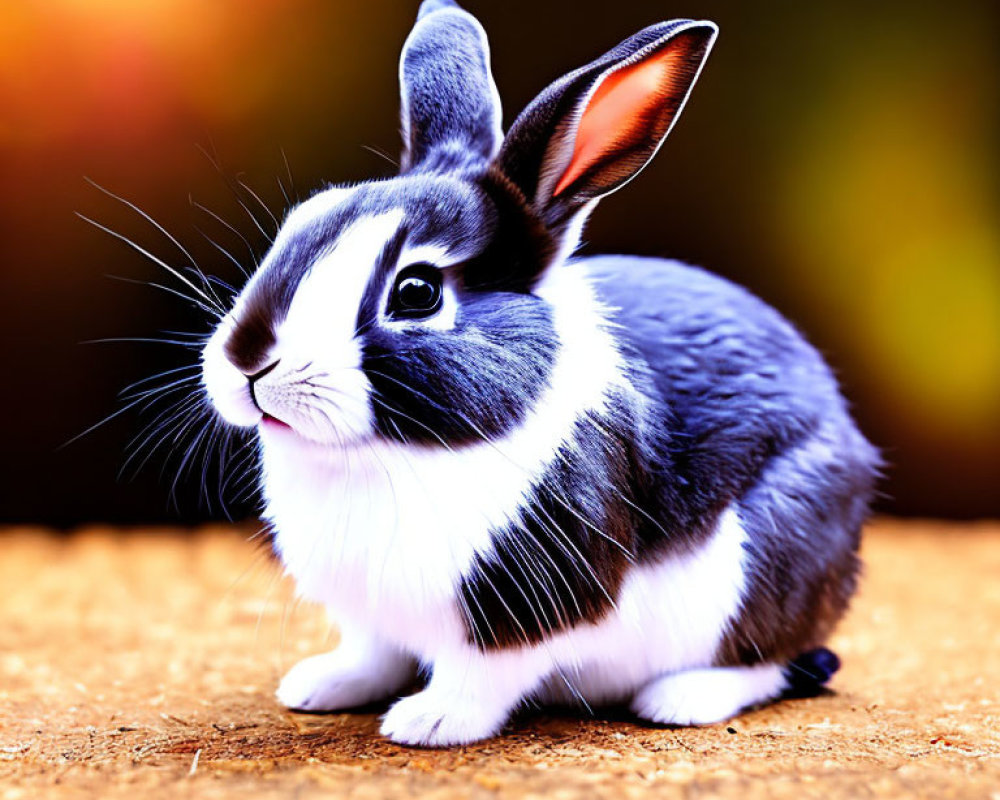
[497, 21, 717, 230]
[399, 0, 503, 172]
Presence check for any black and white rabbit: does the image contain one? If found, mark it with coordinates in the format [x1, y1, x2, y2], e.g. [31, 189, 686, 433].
[201, 0, 878, 746]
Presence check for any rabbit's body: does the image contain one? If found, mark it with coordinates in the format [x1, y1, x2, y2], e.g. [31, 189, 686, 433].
[200, 1, 878, 745]
[261, 251, 873, 740]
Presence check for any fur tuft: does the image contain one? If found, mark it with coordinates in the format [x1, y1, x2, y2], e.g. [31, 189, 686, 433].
[783, 648, 842, 698]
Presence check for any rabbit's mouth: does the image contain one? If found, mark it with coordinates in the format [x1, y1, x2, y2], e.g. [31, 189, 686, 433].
[261, 413, 290, 430]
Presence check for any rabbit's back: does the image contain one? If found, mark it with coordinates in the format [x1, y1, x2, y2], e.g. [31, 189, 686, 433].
[585, 254, 843, 447]
[584, 254, 869, 498]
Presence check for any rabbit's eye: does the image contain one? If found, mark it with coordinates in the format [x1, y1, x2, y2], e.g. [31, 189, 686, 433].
[388, 263, 443, 319]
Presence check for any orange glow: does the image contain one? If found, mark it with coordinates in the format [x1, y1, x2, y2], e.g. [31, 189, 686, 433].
[0, 0, 305, 149]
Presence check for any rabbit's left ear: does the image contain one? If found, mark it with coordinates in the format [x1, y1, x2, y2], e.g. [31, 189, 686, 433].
[497, 20, 717, 230]
[399, 0, 503, 172]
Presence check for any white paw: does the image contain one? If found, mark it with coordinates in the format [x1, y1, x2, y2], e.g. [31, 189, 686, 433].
[277, 651, 400, 712]
[631, 664, 786, 726]
[380, 689, 506, 747]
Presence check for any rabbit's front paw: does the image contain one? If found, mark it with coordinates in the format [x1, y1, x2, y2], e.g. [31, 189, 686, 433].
[380, 688, 506, 747]
[277, 648, 412, 712]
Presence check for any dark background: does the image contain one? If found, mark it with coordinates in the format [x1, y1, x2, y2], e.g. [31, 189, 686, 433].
[1, 0, 997, 526]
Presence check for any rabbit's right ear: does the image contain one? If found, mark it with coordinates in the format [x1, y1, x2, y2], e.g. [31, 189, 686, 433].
[399, 0, 503, 173]
[496, 20, 717, 232]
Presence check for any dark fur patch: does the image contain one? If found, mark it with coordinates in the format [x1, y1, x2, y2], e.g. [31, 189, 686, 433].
[458, 167, 556, 293]
[459, 395, 640, 649]
[361, 291, 558, 446]
[715, 420, 874, 666]
[224, 300, 279, 375]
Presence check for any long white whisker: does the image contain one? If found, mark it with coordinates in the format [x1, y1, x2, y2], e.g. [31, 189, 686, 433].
[117, 363, 200, 398]
[105, 273, 220, 319]
[275, 174, 291, 208]
[195, 225, 250, 280]
[167, 405, 218, 507]
[78, 213, 225, 315]
[361, 144, 399, 168]
[196, 144, 274, 244]
[120, 394, 204, 479]
[280, 146, 299, 203]
[220, 435, 259, 500]
[85, 176, 229, 311]
[236, 176, 279, 231]
[83, 336, 203, 349]
[85, 177, 201, 273]
[190, 198, 260, 268]
[120, 373, 200, 404]
[61, 391, 169, 450]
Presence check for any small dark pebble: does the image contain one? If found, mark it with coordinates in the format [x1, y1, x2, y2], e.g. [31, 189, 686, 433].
[726, 727, 738, 734]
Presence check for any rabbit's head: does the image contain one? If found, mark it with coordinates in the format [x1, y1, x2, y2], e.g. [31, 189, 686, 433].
[202, 0, 716, 450]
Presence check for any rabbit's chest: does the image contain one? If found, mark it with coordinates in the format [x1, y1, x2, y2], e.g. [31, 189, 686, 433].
[262, 437, 542, 651]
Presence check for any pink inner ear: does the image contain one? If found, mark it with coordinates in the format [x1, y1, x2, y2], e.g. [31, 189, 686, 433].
[553, 44, 689, 197]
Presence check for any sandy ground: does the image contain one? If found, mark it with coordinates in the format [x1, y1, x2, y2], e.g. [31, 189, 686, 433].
[1, 519, 998, 799]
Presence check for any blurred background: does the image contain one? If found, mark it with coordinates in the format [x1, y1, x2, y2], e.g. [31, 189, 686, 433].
[0, 0, 996, 526]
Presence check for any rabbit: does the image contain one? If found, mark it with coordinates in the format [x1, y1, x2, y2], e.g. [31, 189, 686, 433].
[200, 0, 879, 746]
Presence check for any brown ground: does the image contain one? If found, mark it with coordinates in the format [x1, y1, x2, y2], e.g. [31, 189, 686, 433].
[1, 520, 998, 799]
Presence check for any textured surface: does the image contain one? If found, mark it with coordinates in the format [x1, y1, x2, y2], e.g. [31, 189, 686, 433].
[1, 520, 997, 799]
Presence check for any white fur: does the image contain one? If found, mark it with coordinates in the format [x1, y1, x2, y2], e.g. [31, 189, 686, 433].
[276, 621, 415, 711]
[631, 663, 787, 725]
[378, 505, 757, 745]
[282, 209, 405, 359]
[279, 503, 758, 745]
[381, 646, 545, 746]
[276, 185, 359, 250]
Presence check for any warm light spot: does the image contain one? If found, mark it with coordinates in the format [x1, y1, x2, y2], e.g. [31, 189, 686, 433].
[0, 0, 305, 148]
[772, 32, 1000, 445]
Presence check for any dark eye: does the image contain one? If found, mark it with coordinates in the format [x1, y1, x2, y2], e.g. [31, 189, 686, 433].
[388, 263, 443, 319]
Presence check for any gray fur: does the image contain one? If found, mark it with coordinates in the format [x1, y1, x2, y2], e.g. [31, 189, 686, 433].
[400, 1, 502, 172]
